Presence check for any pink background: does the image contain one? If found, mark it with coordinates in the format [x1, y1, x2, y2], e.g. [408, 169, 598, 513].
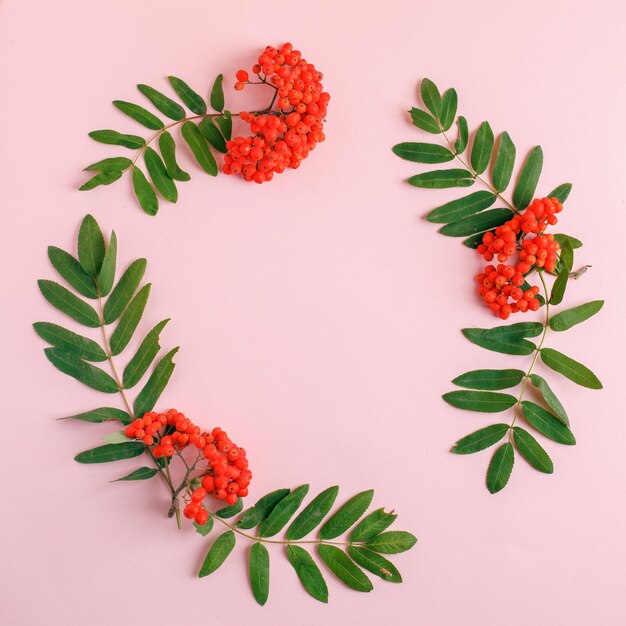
[2, 1, 625, 624]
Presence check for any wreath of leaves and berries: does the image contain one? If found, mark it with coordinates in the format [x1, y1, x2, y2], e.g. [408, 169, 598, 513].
[80, 43, 330, 215]
[393, 78, 604, 493]
[35, 215, 417, 604]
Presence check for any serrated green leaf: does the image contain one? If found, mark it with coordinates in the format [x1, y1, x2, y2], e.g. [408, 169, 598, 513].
[317, 544, 372, 592]
[452, 369, 525, 391]
[98, 232, 117, 297]
[550, 300, 603, 332]
[548, 183, 572, 203]
[78, 215, 105, 277]
[109, 283, 150, 356]
[462, 327, 537, 356]
[47, 247, 98, 299]
[486, 322, 544, 339]
[319, 490, 374, 540]
[181, 121, 218, 175]
[420, 78, 442, 117]
[426, 191, 497, 224]
[348, 546, 402, 583]
[74, 441, 144, 463]
[38, 280, 100, 327]
[158, 131, 190, 181]
[133, 347, 179, 418]
[540, 348, 602, 389]
[58, 407, 131, 424]
[287, 545, 328, 603]
[408, 107, 440, 133]
[451, 424, 510, 454]
[439, 208, 512, 237]
[553, 234, 582, 249]
[521, 400, 576, 444]
[249, 543, 270, 606]
[529, 374, 569, 426]
[392, 142, 454, 163]
[216, 497, 243, 519]
[287, 486, 339, 540]
[137, 84, 185, 121]
[44, 348, 118, 393]
[512, 427, 553, 473]
[112, 100, 163, 130]
[237, 489, 290, 529]
[365, 531, 417, 554]
[123, 319, 170, 389]
[487, 442, 514, 493]
[198, 530, 235, 577]
[439, 88, 458, 131]
[131, 167, 159, 216]
[454, 116, 469, 153]
[470, 121, 494, 175]
[103, 258, 147, 324]
[79, 170, 123, 191]
[258, 485, 309, 537]
[513, 146, 543, 210]
[199, 117, 227, 153]
[88, 130, 145, 149]
[112, 466, 159, 481]
[144, 147, 177, 203]
[168, 76, 207, 115]
[83, 156, 133, 172]
[492, 132, 516, 192]
[194, 514, 214, 536]
[210, 74, 225, 112]
[550, 239, 573, 305]
[443, 391, 517, 413]
[408, 168, 474, 189]
[215, 111, 232, 140]
[34, 322, 106, 361]
[349, 508, 397, 542]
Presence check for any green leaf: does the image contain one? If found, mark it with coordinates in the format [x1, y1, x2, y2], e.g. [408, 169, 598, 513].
[443, 390, 517, 413]
[88, 130, 145, 149]
[349, 508, 397, 542]
[34, 322, 107, 361]
[210, 74, 225, 112]
[112, 466, 159, 481]
[454, 116, 469, 153]
[317, 545, 372, 592]
[319, 490, 374, 540]
[113, 100, 163, 130]
[553, 233, 582, 249]
[144, 147, 177, 203]
[44, 348, 118, 393]
[462, 328, 536, 356]
[58, 407, 131, 424]
[487, 442, 514, 493]
[158, 132, 190, 181]
[439, 208, 512, 237]
[84, 156, 133, 172]
[123, 319, 170, 389]
[103, 258, 147, 324]
[548, 183, 572, 203]
[194, 514, 214, 536]
[168, 76, 207, 115]
[549, 300, 603, 332]
[521, 400, 576, 444]
[216, 497, 243, 519]
[408, 107, 439, 133]
[529, 374, 569, 426]
[215, 111, 232, 140]
[426, 191, 497, 224]
[462, 232, 485, 249]
[131, 167, 159, 216]
[486, 322, 544, 339]
[98, 231, 117, 297]
[133, 347, 179, 417]
[198, 531, 236, 577]
[286, 485, 339, 540]
[408, 168, 474, 189]
[439, 88, 458, 131]
[540, 348, 602, 389]
[512, 427, 553, 473]
[550, 239, 573, 305]
[38, 280, 100, 327]
[470, 121, 494, 175]
[365, 531, 417, 554]
[451, 424, 510, 455]
[199, 117, 227, 153]
[79, 170, 123, 191]
[237, 489, 290, 529]
[513, 146, 543, 210]
[287, 545, 328, 603]
[492, 132, 516, 192]
[137, 84, 185, 121]
[348, 546, 402, 583]
[258, 484, 309, 537]
[420, 78, 442, 117]
[109, 283, 151, 355]
[102, 431, 129, 445]
[75, 441, 144, 463]
[181, 121, 218, 175]
[47, 247, 98, 299]
[452, 368, 525, 391]
[78, 215, 105, 277]
[249, 543, 270, 606]
[392, 142, 454, 164]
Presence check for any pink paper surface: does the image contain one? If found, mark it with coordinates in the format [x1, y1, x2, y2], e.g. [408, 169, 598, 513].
[2, 1, 625, 624]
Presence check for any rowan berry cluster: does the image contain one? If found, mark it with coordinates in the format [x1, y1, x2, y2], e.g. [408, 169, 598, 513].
[223, 43, 329, 183]
[475, 197, 563, 319]
[124, 409, 251, 524]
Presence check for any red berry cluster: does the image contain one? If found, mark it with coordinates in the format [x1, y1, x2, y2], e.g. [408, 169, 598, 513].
[223, 43, 329, 183]
[475, 197, 563, 319]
